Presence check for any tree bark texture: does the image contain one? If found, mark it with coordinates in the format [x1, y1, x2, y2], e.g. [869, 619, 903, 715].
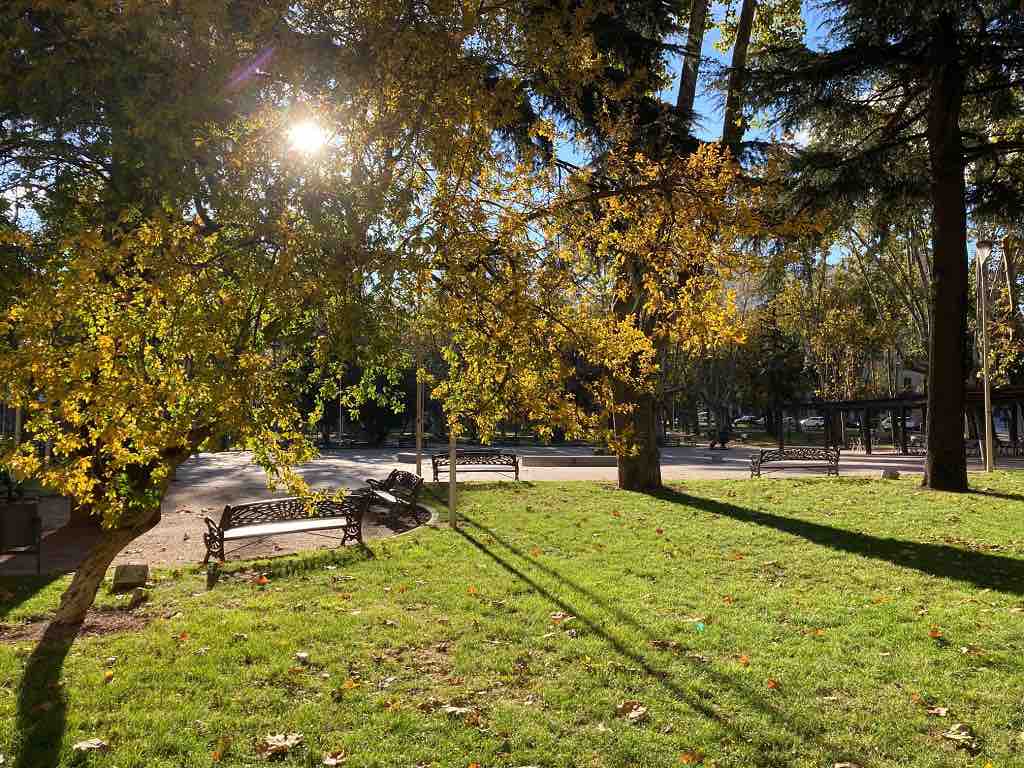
[923, 13, 969, 492]
[721, 0, 757, 146]
[676, 0, 709, 129]
[51, 446, 193, 626]
[613, 381, 663, 491]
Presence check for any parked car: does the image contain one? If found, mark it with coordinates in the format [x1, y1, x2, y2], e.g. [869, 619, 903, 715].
[800, 415, 825, 429]
[880, 416, 922, 431]
[733, 415, 764, 428]
[781, 416, 797, 428]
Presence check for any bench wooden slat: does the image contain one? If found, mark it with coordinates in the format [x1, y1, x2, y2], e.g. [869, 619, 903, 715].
[222, 517, 358, 540]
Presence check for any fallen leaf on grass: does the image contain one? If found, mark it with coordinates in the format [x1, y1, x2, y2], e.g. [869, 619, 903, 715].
[832, 763, 862, 768]
[73, 738, 109, 753]
[256, 733, 303, 759]
[255, 575, 270, 586]
[530, 547, 543, 557]
[766, 678, 780, 690]
[616, 700, 648, 723]
[441, 705, 476, 717]
[467, 585, 478, 595]
[737, 654, 750, 667]
[211, 735, 231, 762]
[322, 750, 347, 765]
[941, 723, 980, 754]
[928, 626, 943, 639]
[926, 706, 949, 717]
[678, 750, 704, 764]
[103, 670, 114, 684]
[651, 639, 681, 651]
[550, 611, 575, 625]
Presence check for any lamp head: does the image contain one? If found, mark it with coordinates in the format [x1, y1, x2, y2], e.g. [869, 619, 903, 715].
[976, 240, 994, 265]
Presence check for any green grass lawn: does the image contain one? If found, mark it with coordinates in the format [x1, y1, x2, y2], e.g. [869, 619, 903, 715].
[2, 474, 1024, 767]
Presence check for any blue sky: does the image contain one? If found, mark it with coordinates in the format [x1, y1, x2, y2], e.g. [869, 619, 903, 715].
[665, 1, 831, 143]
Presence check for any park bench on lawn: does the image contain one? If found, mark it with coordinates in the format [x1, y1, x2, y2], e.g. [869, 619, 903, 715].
[750, 446, 840, 478]
[364, 469, 424, 519]
[432, 449, 520, 482]
[202, 494, 368, 563]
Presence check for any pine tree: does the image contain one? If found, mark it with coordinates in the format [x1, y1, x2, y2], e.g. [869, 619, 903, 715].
[742, 1, 1024, 491]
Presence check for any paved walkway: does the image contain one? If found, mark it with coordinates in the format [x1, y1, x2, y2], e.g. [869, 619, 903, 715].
[2, 446, 1018, 575]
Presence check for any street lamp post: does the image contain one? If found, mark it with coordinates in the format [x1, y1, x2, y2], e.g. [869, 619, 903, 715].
[976, 240, 995, 472]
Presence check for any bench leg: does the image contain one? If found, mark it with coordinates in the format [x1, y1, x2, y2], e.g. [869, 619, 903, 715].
[202, 532, 225, 564]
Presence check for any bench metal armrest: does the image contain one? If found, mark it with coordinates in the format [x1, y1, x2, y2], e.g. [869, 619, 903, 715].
[203, 516, 223, 536]
[366, 478, 384, 490]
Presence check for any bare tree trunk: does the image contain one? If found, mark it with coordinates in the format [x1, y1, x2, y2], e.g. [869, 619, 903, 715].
[613, 383, 662, 491]
[676, 0, 709, 129]
[51, 446, 193, 626]
[1005, 236, 1019, 323]
[722, 0, 757, 146]
[51, 510, 160, 626]
[923, 13, 968, 492]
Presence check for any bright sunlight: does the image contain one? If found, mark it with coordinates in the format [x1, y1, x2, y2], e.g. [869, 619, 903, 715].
[288, 120, 328, 154]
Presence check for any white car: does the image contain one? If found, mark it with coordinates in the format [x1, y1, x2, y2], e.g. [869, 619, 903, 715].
[800, 416, 825, 429]
[880, 416, 922, 431]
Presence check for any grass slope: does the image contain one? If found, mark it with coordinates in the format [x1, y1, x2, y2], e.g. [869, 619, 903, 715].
[2, 474, 1024, 767]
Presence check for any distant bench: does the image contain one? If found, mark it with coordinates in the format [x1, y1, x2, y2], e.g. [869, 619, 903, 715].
[750, 447, 840, 478]
[432, 450, 519, 482]
[203, 495, 368, 563]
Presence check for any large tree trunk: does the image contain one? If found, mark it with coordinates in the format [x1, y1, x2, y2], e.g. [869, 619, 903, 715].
[721, 0, 757, 147]
[676, 0, 709, 129]
[923, 13, 969, 492]
[51, 447, 192, 626]
[51, 510, 161, 626]
[613, 383, 662, 491]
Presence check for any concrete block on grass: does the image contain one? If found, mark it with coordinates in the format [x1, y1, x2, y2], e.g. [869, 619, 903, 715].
[111, 563, 149, 592]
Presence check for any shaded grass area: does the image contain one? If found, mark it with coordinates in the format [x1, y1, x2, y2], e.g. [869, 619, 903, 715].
[2, 474, 1024, 767]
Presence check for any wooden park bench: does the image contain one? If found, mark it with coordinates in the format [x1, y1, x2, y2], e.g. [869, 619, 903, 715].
[364, 469, 424, 519]
[432, 449, 519, 482]
[750, 447, 840, 478]
[202, 494, 368, 564]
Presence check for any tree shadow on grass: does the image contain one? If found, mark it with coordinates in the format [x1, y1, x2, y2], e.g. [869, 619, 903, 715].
[972, 489, 1024, 505]
[15, 622, 75, 768]
[0, 574, 62, 621]
[654, 488, 1024, 596]
[457, 521, 858, 768]
[205, 540, 375, 588]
